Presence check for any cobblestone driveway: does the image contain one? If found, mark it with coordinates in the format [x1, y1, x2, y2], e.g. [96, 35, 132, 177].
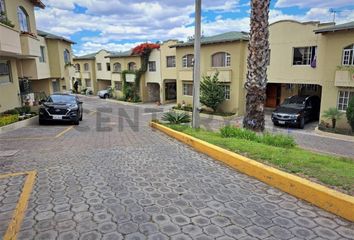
[0, 96, 353, 240]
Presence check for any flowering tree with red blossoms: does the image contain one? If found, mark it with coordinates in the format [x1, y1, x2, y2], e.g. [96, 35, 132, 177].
[132, 43, 160, 72]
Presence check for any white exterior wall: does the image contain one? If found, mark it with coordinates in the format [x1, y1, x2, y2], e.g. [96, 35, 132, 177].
[145, 49, 162, 84]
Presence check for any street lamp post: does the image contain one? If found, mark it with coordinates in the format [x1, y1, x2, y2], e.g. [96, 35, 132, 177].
[192, 0, 201, 128]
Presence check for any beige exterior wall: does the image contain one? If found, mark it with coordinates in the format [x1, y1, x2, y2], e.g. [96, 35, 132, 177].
[268, 20, 354, 129]
[0, 59, 21, 112]
[145, 49, 161, 84]
[73, 59, 96, 93]
[176, 41, 247, 114]
[95, 50, 111, 81]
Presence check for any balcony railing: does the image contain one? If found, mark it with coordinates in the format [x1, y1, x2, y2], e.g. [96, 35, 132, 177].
[0, 23, 21, 55]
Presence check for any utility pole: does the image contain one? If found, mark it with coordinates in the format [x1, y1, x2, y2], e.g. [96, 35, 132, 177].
[192, 0, 201, 128]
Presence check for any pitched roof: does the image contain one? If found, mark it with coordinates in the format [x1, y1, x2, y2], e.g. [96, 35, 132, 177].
[37, 30, 75, 44]
[314, 21, 354, 34]
[171, 31, 249, 48]
[107, 50, 138, 58]
[30, 0, 45, 8]
[73, 52, 97, 60]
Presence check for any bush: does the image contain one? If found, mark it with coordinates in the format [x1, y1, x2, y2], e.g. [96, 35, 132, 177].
[0, 114, 19, 127]
[3, 109, 19, 115]
[162, 111, 191, 124]
[346, 97, 354, 132]
[15, 106, 31, 115]
[220, 126, 296, 148]
[200, 72, 225, 112]
[220, 125, 258, 141]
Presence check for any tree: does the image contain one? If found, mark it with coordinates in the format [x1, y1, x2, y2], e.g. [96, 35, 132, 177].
[346, 97, 354, 132]
[243, 0, 270, 132]
[323, 107, 344, 129]
[200, 72, 225, 112]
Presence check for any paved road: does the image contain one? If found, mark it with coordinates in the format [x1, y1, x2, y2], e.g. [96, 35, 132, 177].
[0, 96, 353, 240]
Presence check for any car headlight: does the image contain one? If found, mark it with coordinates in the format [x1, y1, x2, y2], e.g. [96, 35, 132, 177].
[290, 114, 300, 119]
[69, 104, 78, 111]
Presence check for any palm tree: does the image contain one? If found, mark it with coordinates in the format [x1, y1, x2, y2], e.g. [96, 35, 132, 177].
[323, 108, 344, 129]
[243, 0, 270, 132]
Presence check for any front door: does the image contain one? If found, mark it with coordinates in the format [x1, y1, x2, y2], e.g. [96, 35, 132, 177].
[52, 80, 60, 93]
[165, 82, 176, 101]
[266, 84, 278, 108]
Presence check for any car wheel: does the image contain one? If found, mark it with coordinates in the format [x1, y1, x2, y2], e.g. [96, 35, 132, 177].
[298, 117, 305, 129]
[80, 113, 83, 121]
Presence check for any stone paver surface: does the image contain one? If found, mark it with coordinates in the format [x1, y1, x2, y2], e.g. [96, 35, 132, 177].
[0, 96, 353, 239]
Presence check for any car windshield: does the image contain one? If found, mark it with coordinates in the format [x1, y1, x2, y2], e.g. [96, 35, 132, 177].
[47, 95, 76, 104]
[281, 97, 306, 109]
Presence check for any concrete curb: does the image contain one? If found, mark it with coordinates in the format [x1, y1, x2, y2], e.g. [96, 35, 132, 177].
[151, 122, 354, 222]
[314, 127, 354, 143]
[0, 116, 38, 135]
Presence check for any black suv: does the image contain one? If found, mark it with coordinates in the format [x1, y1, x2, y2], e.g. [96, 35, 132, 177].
[271, 95, 320, 129]
[39, 93, 83, 125]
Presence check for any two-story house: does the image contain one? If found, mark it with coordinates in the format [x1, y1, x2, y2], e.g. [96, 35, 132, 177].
[0, 0, 75, 112]
[267, 20, 354, 128]
[73, 49, 111, 94]
[173, 32, 249, 114]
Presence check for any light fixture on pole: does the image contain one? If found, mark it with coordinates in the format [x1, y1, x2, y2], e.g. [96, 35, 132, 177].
[192, 0, 201, 128]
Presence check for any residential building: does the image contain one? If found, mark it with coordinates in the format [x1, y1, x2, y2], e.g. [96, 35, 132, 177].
[173, 32, 249, 114]
[0, 0, 75, 113]
[73, 49, 111, 94]
[267, 20, 354, 128]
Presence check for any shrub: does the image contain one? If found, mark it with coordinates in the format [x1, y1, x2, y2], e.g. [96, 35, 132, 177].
[261, 133, 296, 148]
[346, 97, 354, 132]
[220, 126, 296, 148]
[162, 111, 191, 124]
[322, 107, 344, 129]
[200, 72, 225, 112]
[3, 109, 19, 115]
[220, 125, 258, 141]
[0, 114, 19, 127]
[15, 106, 31, 115]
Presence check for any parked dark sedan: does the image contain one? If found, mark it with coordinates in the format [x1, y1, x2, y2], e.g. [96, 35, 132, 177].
[271, 95, 320, 129]
[39, 93, 83, 125]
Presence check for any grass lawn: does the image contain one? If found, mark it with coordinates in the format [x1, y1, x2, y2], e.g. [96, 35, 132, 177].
[166, 124, 354, 195]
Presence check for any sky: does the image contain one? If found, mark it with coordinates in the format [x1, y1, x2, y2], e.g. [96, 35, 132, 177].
[35, 0, 354, 56]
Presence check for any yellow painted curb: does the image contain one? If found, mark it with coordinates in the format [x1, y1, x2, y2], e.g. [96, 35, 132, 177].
[151, 122, 354, 222]
[1, 171, 37, 240]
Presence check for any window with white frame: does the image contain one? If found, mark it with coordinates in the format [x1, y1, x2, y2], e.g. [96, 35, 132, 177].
[293, 46, 316, 65]
[0, 60, 12, 84]
[212, 52, 231, 67]
[84, 63, 89, 71]
[17, 6, 29, 32]
[338, 90, 354, 111]
[222, 85, 231, 100]
[113, 62, 121, 73]
[128, 62, 137, 71]
[148, 61, 156, 72]
[39, 46, 45, 63]
[166, 56, 176, 68]
[97, 63, 102, 71]
[342, 44, 354, 65]
[182, 54, 194, 68]
[183, 82, 193, 96]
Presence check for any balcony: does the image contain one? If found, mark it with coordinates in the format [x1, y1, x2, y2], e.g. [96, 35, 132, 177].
[334, 69, 354, 87]
[0, 23, 21, 55]
[207, 69, 232, 82]
[20, 33, 40, 57]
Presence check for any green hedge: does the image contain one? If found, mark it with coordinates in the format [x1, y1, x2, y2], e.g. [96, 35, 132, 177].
[0, 114, 19, 127]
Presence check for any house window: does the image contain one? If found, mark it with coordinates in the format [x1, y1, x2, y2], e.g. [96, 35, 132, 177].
[64, 49, 70, 64]
[222, 85, 231, 100]
[113, 62, 121, 73]
[84, 63, 89, 71]
[75, 63, 80, 72]
[85, 79, 92, 88]
[97, 63, 102, 71]
[128, 62, 137, 71]
[166, 56, 176, 68]
[183, 82, 193, 96]
[106, 63, 111, 71]
[17, 7, 29, 32]
[148, 61, 156, 72]
[0, 60, 12, 84]
[342, 44, 354, 65]
[114, 81, 122, 91]
[338, 90, 354, 111]
[39, 46, 45, 63]
[293, 46, 316, 65]
[182, 54, 194, 68]
[212, 52, 231, 67]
